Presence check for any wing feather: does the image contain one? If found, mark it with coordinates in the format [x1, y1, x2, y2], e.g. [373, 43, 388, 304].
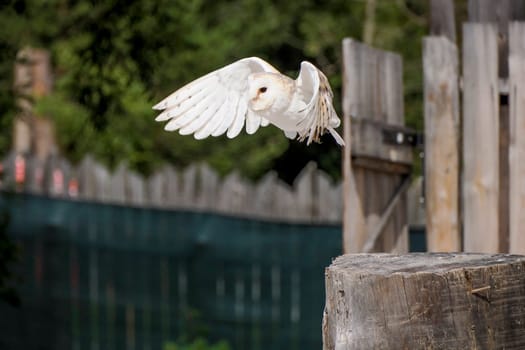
[179, 97, 224, 135]
[295, 61, 345, 146]
[211, 93, 239, 137]
[194, 94, 230, 139]
[154, 57, 278, 139]
[164, 90, 217, 131]
[245, 109, 261, 135]
[227, 98, 247, 138]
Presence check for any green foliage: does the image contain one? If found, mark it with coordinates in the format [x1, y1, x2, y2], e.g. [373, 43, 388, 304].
[0, 0, 432, 181]
[163, 338, 230, 350]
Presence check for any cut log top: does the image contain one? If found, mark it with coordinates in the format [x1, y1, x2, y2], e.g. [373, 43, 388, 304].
[323, 253, 525, 350]
[328, 253, 525, 276]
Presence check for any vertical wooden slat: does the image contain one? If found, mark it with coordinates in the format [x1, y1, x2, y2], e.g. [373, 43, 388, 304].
[423, 36, 460, 251]
[468, 0, 525, 254]
[342, 38, 367, 253]
[342, 37, 409, 253]
[383, 52, 404, 125]
[462, 23, 499, 252]
[293, 162, 316, 222]
[509, 22, 525, 254]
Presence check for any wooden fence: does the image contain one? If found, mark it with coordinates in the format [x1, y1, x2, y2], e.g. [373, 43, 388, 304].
[424, 0, 525, 254]
[0, 152, 343, 223]
[341, 38, 416, 254]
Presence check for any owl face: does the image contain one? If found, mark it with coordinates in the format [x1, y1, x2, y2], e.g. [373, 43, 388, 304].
[248, 73, 294, 112]
[248, 73, 277, 111]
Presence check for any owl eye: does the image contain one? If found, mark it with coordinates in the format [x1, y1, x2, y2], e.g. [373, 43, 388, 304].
[259, 87, 267, 93]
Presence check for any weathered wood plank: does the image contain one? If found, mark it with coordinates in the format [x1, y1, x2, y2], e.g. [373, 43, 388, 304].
[362, 176, 411, 253]
[1, 151, 343, 223]
[109, 163, 127, 204]
[350, 118, 413, 165]
[462, 23, 499, 253]
[423, 36, 460, 252]
[342, 38, 410, 253]
[341, 39, 403, 123]
[323, 253, 525, 350]
[293, 162, 317, 222]
[509, 22, 525, 254]
[162, 165, 180, 208]
[342, 39, 364, 252]
[469, 1, 525, 254]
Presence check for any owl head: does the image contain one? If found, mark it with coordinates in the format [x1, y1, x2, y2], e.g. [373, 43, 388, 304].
[247, 73, 293, 112]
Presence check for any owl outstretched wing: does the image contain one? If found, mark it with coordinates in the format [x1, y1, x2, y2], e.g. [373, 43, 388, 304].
[294, 62, 345, 146]
[153, 57, 278, 139]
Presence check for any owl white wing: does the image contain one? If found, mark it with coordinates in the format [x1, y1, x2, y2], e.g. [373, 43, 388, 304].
[153, 57, 278, 139]
[294, 62, 345, 146]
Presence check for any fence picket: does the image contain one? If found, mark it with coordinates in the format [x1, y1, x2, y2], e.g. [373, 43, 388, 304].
[509, 21, 525, 254]
[462, 23, 499, 253]
[1, 152, 344, 223]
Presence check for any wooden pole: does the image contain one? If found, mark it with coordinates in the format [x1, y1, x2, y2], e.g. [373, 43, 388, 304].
[462, 23, 499, 253]
[423, 37, 460, 252]
[323, 253, 525, 349]
[509, 22, 525, 254]
[342, 39, 366, 253]
[468, 0, 525, 253]
[13, 48, 56, 161]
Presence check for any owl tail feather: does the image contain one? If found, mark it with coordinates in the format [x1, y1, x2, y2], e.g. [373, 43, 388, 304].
[328, 127, 345, 147]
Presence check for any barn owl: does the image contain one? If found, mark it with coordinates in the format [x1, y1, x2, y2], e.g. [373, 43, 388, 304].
[153, 57, 345, 146]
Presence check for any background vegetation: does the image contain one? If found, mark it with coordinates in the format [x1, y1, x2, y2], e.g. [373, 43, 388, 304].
[0, 0, 440, 183]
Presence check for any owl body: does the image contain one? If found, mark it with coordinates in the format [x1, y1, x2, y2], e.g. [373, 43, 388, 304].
[154, 57, 345, 146]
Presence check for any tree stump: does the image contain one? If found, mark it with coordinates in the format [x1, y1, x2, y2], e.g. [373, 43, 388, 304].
[323, 253, 525, 349]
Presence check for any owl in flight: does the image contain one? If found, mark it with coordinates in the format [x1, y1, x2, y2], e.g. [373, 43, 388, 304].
[153, 57, 344, 146]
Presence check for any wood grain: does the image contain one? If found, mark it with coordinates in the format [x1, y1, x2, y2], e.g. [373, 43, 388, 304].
[323, 253, 525, 349]
[423, 36, 460, 252]
[462, 23, 499, 253]
[509, 22, 525, 254]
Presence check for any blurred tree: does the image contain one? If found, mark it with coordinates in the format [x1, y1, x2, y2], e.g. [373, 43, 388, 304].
[0, 0, 429, 182]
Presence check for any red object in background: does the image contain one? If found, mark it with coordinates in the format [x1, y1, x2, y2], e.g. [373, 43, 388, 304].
[53, 168, 64, 194]
[68, 178, 79, 197]
[15, 155, 25, 184]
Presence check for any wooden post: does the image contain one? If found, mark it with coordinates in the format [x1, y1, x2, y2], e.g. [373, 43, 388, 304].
[13, 48, 56, 160]
[509, 22, 525, 254]
[323, 253, 525, 349]
[342, 39, 365, 254]
[423, 37, 460, 252]
[462, 23, 499, 253]
[468, 0, 525, 253]
[341, 38, 413, 254]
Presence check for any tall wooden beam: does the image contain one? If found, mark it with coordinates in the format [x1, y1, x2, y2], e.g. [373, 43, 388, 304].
[423, 36, 460, 252]
[509, 22, 525, 254]
[462, 23, 499, 253]
[468, 0, 525, 252]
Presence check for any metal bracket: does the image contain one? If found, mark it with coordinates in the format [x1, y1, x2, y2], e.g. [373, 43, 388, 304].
[382, 127, 423, 147]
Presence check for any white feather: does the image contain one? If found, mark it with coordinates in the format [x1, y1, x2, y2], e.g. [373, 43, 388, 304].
[154, 57, 344, 146]
[227, 98, 247, 138]
[211, 94, 239, 137]
[194, 94, 231, 139]
[245, 109, 261, 135]
[179, 97, 223, 135]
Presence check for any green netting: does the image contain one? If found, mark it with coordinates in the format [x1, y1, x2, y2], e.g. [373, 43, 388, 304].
[0, 192, 426, 350]
[0, 192, 342, 350]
